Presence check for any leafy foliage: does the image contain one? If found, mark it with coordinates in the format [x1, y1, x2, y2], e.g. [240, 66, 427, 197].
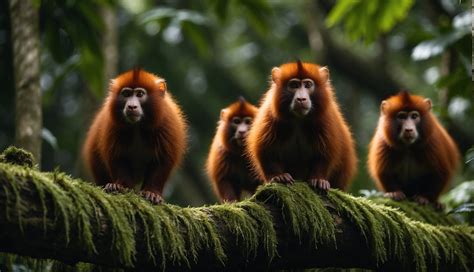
[326, 0, 414, 43]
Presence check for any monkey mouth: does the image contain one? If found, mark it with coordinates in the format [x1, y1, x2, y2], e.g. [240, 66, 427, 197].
[400, 134, 417, 144]
[124, 111, 142, 123]
[234, 137, 245, 146]
[292, 106, 310, 116]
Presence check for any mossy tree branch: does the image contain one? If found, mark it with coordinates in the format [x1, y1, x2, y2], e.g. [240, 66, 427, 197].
[0, 148, 472, 271]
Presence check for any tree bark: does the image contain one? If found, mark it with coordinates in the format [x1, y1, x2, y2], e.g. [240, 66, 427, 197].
[8, 0, 42, 166]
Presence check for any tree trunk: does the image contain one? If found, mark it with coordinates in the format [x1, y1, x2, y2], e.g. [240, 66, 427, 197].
[8, 0, 42, 166]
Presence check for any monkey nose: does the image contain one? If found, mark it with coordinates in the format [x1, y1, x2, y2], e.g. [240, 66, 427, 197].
[128, 105, 138, 110]
[296, 97, 307, 103]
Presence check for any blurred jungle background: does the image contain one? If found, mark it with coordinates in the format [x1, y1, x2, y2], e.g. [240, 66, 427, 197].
[0, 0, 472, 207]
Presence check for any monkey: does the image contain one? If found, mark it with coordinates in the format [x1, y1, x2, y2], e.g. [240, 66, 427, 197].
[367, 91, 460, 208]
[246, 61, 357, 191]
[82, 68, 187, 204]
[206, 97, 262, 202]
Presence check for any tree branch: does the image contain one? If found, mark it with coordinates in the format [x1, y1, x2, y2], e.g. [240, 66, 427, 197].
[0, 148, 472, 271]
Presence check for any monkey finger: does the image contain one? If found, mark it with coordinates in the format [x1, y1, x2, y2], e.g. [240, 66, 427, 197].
[413, 195, 429, 205]
[384, 191, 406, 201]
[283, 173, 295, 184]
[140, 190, 163, 205]
[104, 183, 125, 193]
[432, 201, 444, 211]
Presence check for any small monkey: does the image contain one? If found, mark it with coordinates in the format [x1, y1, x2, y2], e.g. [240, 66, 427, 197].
[368, 91, 460, 208]
[246, 61, 357, 191]
[82, 68, 187, 204]
[206, 97, 262, 202]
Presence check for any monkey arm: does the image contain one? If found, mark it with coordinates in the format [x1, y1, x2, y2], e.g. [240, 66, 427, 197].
[108, 158, 137, 189]
[142, 160, 175, 194]
[215, 179, 240, 202]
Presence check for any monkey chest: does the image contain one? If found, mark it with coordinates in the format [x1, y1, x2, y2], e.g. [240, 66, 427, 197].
[393, 155, 428, 183]
[122, 133, 155, 167]
[278, 128, 314, 162]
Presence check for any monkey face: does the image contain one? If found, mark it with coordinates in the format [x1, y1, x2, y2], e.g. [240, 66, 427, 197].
[396, 110, 420, 144]
[229, 116, 253, 146]
[118, 87, 147, 124]
[287, 78, 315, 117]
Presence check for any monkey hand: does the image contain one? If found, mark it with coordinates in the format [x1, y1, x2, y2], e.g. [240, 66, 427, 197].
[270, 173, 294, 185]
[413, 195, 430, 205]
[104, 183, 126, 193]
[140, 190, 164, 205]
[432, 201, 444, 211]
[384, 191, 406, 201]
[308, 178, 330, 191]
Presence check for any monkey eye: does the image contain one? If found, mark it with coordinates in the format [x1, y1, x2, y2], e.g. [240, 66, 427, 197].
[135, 88, 147, 98]
[288, 79, 301, 89]
[302, 80, 314, 89]
[396, 112, 407, 120]
[120, 88, 133, 97]
[232, 117, 241, 125]
[243, 117, 253, 125]
[410, 112, 419, 119]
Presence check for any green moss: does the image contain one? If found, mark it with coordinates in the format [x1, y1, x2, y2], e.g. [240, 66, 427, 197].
[0, 157, 472, 271]
[205, 200, 277, 263]
[0, 161, 271, 270]
[368, 197, 459, 225]
[252, 182, 336, 247]
[1, 146, 35, 168]
[327, 190, 473, 272]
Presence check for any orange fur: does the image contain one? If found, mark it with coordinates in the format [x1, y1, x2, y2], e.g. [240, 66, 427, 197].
[246, 61, 357, 190]
[206, 98, 261, 202]
[82, 68, 187, 202]
[368, 91, 460, 203]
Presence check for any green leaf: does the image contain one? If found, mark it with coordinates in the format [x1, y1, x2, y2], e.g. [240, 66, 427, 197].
[411, 26, 469, 60]
[326, 0, 414, 43]
[448, 203, 474, 214]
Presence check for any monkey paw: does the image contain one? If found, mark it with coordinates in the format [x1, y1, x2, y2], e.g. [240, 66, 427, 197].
[140, 190, 164, 205]
[270, 173, 294, 185]
[104, 183, 126, 193]
[432, 201, 444, 211]
[413, 195, 430, 205]
[308, 178, 330, 191]
[384, 191, 406, 201]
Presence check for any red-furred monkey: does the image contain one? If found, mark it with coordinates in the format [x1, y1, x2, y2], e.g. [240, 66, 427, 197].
[246, 61, 357, 191]
[206, 97, 262, 202]
[83, 68, 187, 204]
[368, 91, 460, 208]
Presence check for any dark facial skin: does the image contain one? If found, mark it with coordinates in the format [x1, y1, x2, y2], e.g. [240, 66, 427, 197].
[287, 78, 315, 117]
[117, 87, 148, 123]
[229, 116, 253, 146]
[396, 110, 420, 145]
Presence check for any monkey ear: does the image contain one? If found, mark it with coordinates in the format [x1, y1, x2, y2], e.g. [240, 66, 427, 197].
[424, 98, 432, 111]
[271, 67, 281, 83]
[220, 109, 228, 120]
[380, 100, 388, 114]
[319, 66, 330, 82]
[156, 79, 167, 92]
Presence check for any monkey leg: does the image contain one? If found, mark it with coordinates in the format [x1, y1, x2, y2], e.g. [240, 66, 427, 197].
[216, 180, 241, 202]
[105, 159, 136, 193]
[308, 161, 330, 191]
[140, 163, 173, 205]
